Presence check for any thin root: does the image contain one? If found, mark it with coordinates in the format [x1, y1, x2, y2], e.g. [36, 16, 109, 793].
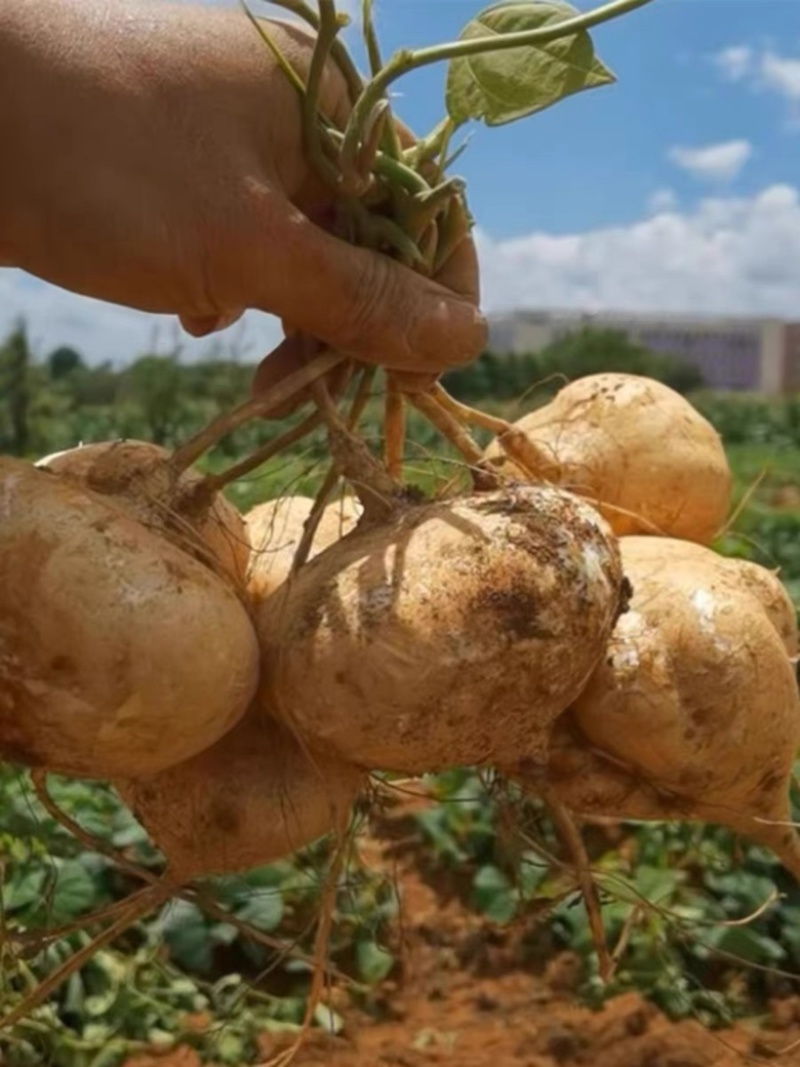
[310, 378, 402, 522]
[0, 885, 165, 1030]
[257, 838, 347, 1067]
[27, 772, 355, 987]
[290, 366, 378, 572]
[291, 466, 341, 574]
[7, 895, 150, 955]
[408, 391, 496, 489]
[384, 373, 406, 480]
[168, 349, 346, 475]
[204, 411, 323, 493]
[429, 384, 548, 480]
[539, 787, 612, 983]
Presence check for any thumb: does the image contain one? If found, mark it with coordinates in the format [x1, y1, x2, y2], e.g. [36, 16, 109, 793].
[251, 200, 486, 375]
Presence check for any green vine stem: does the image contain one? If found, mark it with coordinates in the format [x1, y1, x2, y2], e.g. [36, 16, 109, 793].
[302, 0, 347, 189]
[360, 0, 402, 159]
[344, 0, 656, 153]
[361, 0, 383, 79]
[251, 0, 365, 103]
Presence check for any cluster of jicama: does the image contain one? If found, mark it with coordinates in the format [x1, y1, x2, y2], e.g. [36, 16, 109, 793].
[485, 375, 800, 874]
[1, 370, 798, 1026]
[1, 370, 794, 869]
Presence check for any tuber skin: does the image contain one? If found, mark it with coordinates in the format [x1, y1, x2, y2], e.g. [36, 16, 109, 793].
[0, 457, 258, 778]
[484, 373, 732, 544]
[246, 493, 363, 603]
[509, 536, 800, 877]
[116, 709, 364, 883]
[255, 485, 626, 775]
[37, 440, 249, 589]
[618, 534, 798, 658]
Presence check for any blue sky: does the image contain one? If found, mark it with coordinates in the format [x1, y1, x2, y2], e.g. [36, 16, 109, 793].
[3, 0, 800, 364]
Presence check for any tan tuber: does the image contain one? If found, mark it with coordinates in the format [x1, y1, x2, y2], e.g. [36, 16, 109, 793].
[484, 373, 732, 544]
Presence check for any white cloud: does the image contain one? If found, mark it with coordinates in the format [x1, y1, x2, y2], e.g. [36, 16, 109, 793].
[0, 270, 283, 365]
[761, 53, 800, 103]
[647, 188, 678, 214]
[668, 140, 752, 183]
[475, 184, 800, 320]
[7, 185, 800, 367]
[713, 45, 800, 123]
[713, 45, 753, 82]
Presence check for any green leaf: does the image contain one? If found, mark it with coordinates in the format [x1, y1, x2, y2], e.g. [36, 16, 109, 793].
[110, 819, 150, 849]
[607, 865, 681, 908]
[160, 900, 214, 973]
[62, 972, 86, 1018]
[147, 1028, 176, 1052]
[51, 859, 98, 922]
[446, 1, 615, 128]
[518, 852, 549, 898]
[700, 924, 785, 966]
[314, 1003, 344, 1035]
[356, 939, 395, 984]
[88, 1039, 129, 1067]
[216, 1031, 249, 1066]
[235, 891, 284, 932]
[84, 986, 121, 1018]
[210, 921, 240, 947]
[2, 867, 46, 912]
[83, 1023, 115, 1044]
[76, 808, 115, 839]
[472, 864, 518, 923]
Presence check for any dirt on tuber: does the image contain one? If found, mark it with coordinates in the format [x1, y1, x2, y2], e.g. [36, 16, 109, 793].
[256, 484, 626, 775]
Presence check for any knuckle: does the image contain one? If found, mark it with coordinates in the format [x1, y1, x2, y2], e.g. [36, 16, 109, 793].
[339, 256, 413, 353]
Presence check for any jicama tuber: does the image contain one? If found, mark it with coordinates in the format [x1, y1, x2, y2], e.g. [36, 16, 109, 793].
[116, 710, 364, 882]
[38, 440, 248, 587]
[0, 457, 258, 778]
[246, 492, 363, 602]
[510, 536, 800, 876]
[617, 535, 798, 657]
[483, 373, 731, 544]
[0, 711, 363, 1033]
[256, 485, 626, 774]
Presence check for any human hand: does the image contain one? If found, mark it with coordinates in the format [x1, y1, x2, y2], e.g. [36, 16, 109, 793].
[0, 0, 484, 383]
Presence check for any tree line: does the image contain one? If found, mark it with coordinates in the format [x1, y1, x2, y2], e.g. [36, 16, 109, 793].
[0, 319, 704, 460]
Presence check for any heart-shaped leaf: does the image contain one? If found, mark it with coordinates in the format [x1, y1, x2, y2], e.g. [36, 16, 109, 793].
[235, 890, 284, 933]
[51, 859, 98, 922]
[446, 1, 615, 128]
[356, 939, 395, 983]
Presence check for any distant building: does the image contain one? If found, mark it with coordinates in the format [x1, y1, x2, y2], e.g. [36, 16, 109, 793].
[487, 310, 800, 395]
